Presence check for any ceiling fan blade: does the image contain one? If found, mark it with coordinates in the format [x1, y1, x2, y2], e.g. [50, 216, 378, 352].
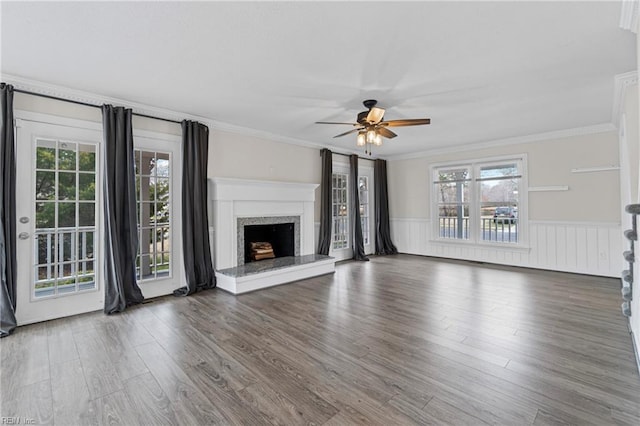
[382, 118, 431, 127]
[377, 127, 397, 139]
[316, 121, 359, 126]
[333, 128, 364, 138]
[366, 107, 385, 124]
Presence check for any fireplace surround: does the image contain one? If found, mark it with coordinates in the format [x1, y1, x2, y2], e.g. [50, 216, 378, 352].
[210, 178, 335, 294]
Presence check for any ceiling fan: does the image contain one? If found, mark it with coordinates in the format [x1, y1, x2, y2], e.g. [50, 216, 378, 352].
[316, 99, 431, 154]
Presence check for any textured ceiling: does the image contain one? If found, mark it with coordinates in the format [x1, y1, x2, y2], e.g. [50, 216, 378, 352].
[1, 1, 636, 157]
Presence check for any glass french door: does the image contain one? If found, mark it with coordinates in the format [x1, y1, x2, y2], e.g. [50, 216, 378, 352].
[133, 133, 182, 299]
[330, 162, 375, 260]
[358, 165, 374, 255]
[15, 117, 104, 325]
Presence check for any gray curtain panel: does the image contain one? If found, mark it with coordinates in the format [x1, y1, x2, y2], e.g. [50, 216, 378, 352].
[349, 155, 369, 261]
[102, 105, 144, 314]
[374, 159, 398, 255]
[174, 120, 215, 296]
[317, 148, 333, 255]
[0, 83, 17, 337]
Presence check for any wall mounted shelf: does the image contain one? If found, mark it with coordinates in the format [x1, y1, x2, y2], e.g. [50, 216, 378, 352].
[571, 166, 620, 173]
[528, 186, 569, 192]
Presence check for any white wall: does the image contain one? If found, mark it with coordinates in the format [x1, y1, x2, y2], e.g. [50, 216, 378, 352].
[387, 130, 622, 277]
[207, 129, 322, 220]
[623, 30, 640, 365]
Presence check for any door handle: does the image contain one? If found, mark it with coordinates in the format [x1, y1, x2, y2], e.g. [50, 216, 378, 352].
[18, 232, 30, 240]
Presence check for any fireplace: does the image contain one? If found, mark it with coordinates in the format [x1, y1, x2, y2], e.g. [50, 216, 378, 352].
[236, 215, 301, 266]
[211, 178, 334, 295]
[244, 222, 294, 263]
[211, 178, 335, 294]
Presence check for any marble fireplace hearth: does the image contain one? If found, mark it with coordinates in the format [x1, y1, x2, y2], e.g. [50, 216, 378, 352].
[210, 178, 335, 294]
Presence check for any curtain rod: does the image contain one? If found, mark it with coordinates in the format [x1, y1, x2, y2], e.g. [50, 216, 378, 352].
[13, 88, 182, 125]
[328, 151, 376, 162]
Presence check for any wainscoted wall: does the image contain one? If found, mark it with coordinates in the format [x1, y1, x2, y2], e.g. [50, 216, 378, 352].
[391, 218, 622, 277]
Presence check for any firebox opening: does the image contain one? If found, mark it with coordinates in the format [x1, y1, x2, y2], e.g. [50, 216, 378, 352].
[244, 223, 295, 263]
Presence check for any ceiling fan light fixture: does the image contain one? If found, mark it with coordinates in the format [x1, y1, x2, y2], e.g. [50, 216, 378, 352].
[366, 107, 385, 124]
[315, 99, 431, 153]
[366, 129, 376, 144]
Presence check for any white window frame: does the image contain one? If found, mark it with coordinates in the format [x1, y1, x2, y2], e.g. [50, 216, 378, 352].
[430, 154, 528, 248]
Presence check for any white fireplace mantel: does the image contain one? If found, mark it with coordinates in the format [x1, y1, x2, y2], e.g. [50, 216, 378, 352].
[211, 177, 318, 203]
[210, 178, 319, 271]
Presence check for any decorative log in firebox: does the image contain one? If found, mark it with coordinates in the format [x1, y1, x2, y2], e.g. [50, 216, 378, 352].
[250, 242, 276, 261]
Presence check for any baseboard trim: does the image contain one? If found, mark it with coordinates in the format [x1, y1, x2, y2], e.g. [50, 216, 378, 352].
[396, 252, 618, 278]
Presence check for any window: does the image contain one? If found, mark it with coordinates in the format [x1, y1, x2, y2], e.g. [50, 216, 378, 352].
[332, 173, 349, 250]
[433, 157, 525, 245]
[478, 163, 520, 243]
[34, 139, 98, 298]
[435, 167, 471, 240]
[135, 150, 171, 281]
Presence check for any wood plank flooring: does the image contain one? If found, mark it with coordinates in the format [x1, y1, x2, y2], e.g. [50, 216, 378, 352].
[1, 254, 639, 425]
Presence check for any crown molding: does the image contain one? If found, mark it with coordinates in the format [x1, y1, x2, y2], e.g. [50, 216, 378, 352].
[2, 73, 214, 126]
[620, 0, 639, 33]
[612, 71, 638, 127]
[1, 74, 370, 158]
[386, 123, 617, 161]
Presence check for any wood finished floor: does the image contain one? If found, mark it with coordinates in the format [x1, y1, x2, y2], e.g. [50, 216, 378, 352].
[1, 254, 639, 425]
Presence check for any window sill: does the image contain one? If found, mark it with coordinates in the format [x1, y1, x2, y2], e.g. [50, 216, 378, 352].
[429, 238, 531, 253]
